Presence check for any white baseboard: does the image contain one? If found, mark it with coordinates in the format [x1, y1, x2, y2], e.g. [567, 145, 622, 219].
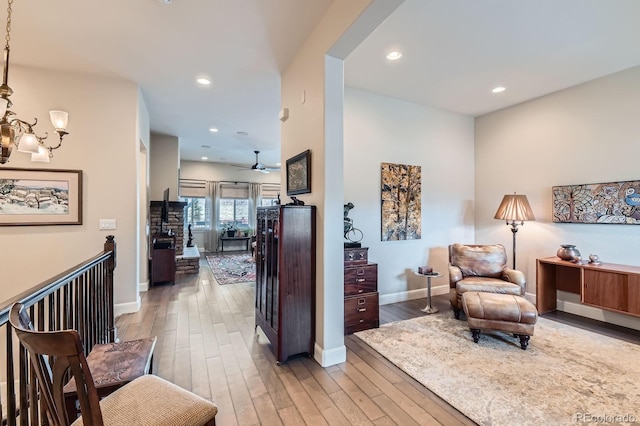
[114, 296, 141, 318]
[314, 342, 346, 367]
[139, 280, 149, 292]
[556, 299, 640, 331]
[379, 285, 449, 305]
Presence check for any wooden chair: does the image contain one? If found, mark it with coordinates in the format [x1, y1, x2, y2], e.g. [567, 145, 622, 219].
[9, 303, 218, 426]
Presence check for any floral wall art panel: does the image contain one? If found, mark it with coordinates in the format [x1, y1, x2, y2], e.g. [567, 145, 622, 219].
[552, 180, 640, 224]
[381, 162, 422, 240]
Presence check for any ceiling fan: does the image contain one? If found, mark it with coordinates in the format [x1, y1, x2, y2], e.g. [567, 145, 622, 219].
[233, 150, 280, 174]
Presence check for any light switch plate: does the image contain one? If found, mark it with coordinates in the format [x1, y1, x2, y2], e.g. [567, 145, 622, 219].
[99, 219, 117, 230]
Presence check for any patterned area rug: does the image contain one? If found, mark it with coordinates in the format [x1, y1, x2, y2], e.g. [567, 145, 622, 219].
[206, 254, 255, 285]
[355, 314, 640, 426]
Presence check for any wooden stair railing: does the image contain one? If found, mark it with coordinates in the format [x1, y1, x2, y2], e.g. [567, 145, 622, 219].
[0, 236, 116, 425]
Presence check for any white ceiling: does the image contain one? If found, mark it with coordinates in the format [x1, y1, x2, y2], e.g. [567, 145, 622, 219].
[7, 0, 640, 168]
[346, 0, 640, 116]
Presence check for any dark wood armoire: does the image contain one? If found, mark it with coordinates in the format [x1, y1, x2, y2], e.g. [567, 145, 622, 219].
[255, 205, 316, 364]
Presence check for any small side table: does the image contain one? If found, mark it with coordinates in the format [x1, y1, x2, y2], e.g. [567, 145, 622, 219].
[414, 271, 442, 314]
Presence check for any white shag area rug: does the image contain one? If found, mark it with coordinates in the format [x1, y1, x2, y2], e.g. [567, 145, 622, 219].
[355, 315, 640, 426]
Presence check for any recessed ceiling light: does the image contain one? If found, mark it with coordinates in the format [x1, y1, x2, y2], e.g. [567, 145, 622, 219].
[201, 156, 208, 160]
[386, 50, 403, 61]
[236, 131, 248, 136]
[209, 128, 218, 133]
[201, 145, 211, 149]
[492, 86, 506, 93]
[196, 77, 211, 86]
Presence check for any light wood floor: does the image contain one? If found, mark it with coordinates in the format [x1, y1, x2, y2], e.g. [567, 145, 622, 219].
[116, 256, 475, 426]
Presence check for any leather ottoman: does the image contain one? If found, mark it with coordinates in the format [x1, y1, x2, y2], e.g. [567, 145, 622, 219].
[461, 291, 538, 350]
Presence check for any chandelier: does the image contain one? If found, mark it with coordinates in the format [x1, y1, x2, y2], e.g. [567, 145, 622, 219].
[0, 0, 69, 164]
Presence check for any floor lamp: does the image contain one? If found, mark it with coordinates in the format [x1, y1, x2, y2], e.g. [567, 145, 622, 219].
[494, 193, 535, 269]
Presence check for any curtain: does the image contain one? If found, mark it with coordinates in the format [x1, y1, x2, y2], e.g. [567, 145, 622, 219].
[206, 181, 221, 252]
[248, 182, 261, 235]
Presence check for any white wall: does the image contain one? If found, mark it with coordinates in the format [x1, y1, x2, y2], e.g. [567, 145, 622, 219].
[0, 65, 141, 311]
[149, 133, 179, 201]
[282, 0, 403, 367]
[475, 65, 640, 330]
[344, 88, 475, 302]
[137, 89, 151, 297]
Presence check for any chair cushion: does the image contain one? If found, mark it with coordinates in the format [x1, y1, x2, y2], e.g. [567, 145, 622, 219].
[72, 374, 217, 426]
[450, 243, 506, 278]
[456, 277, 522, 295]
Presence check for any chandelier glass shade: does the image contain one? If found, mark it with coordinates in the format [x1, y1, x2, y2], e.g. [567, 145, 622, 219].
[0, 0, 69, 164]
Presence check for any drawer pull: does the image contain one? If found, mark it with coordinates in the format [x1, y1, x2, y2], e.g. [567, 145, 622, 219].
[356, 278, 365, 283]
[357, 289, 364, 293]
[357, 298, 366, 305]
[357, 308, 367, 312]
[359, 319, 364, 323]
[356, 268, 365, 276]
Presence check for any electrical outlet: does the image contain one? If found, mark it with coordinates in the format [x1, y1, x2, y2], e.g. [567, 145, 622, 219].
[99, 219, 117, 230]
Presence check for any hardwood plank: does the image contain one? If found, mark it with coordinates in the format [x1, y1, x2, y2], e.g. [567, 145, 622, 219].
[337, 357, 382, 398]
[219, 343, 260, 425]
[189, 333, 211, 400]
[206, 355, 238, 426]
[252, 393, 284, 426]
[300, 356, 342, 395]
[278, 405, 304, 426]
[350, 352, 439, 425]
[279, 371, 328, 425]
[251, 351, 294, 410]
[173, 347, 192, 391]
[371, 394, 420, 426]
[328, 365, 386, 421]
[395, 382, 473, 426]
[373, 416, 399, 426]
[298, 375, 352, 426]
[328, 389, 375, 426]
[155, 330, 176, 381]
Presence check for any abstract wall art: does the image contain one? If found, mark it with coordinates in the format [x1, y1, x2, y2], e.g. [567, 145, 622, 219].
[552, 180, 640, 224]
[381, 162, 422, 240]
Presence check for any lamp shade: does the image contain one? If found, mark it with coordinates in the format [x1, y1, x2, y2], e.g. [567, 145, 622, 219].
[494, 194, 535, 222]
[31, 146, 50, 163]
[17, 132, 40, 154]
[49, 110, 68, 131]
[0, 97, 8, 118]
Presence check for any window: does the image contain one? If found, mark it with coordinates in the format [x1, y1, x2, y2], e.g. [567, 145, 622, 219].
[219, 198, 249, 226]
[260, 183, 280, 206]
[183, 197, 209, 229]
[218, 182, 250, 229]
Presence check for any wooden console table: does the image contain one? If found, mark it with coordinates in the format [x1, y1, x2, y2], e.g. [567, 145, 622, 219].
[219, 235, 251, 252]
[536, 257, 640, 317]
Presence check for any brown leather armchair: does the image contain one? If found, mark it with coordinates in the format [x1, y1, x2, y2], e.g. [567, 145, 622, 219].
[449, 243, 526, 319]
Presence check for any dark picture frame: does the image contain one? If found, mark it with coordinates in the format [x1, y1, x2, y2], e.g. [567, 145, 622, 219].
[0, 168, 83, 226]
[286, 149, 311, 196]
